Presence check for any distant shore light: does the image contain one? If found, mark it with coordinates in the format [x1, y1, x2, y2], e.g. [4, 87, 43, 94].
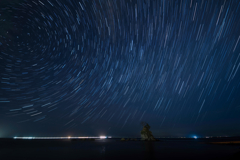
[13, 136, 109, 139]
[100, 136, 107, 139]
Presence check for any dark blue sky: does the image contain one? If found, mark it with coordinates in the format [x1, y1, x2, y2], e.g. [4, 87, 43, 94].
[0, 0, 240, 138]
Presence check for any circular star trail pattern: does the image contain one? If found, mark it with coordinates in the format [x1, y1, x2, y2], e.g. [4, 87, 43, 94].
[1, 0, 240, 136]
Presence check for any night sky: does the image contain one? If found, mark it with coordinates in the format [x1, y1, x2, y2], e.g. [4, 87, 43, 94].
[0, 0, 240, 138]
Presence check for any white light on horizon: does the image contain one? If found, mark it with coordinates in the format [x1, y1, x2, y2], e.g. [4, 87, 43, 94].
[99, 136, 107, 139]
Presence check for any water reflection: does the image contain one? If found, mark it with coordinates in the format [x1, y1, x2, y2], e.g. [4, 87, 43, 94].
[100, 146, 106, 160]
[145, 142, 155, 160]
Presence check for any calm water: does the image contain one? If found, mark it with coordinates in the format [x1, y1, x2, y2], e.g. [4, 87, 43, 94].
[0, 138, 240, 160]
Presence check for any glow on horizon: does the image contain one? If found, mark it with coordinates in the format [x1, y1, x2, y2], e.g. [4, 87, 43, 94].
[13, 136, 107, 139]
[100, 136, 107, 139]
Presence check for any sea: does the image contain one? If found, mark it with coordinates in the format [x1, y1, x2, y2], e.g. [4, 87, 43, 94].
[0, 138, 240, 160]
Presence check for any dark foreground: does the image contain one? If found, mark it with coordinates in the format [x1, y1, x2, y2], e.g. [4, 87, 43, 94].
[0, 138, 240, 160]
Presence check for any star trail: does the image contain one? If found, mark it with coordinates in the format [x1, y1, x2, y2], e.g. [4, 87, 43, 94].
[0, 0, 240, 137]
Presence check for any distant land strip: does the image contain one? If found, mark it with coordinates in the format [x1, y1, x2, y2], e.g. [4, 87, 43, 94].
[208, 141, 240, 144]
